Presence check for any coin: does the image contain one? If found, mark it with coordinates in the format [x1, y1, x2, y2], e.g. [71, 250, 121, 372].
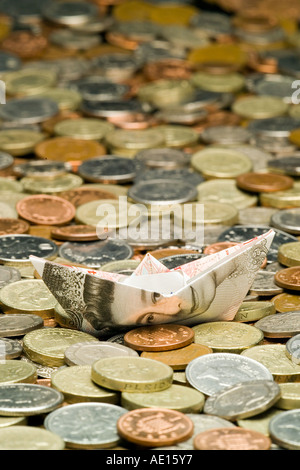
[13, 160, 72, 179]
[203, 380, 281, 421]
[0, 279, 57, 318]
[0, 129, 45, 156]
[232, 95, 288, 119]
[100, 259, 140, 275]
[0, 266, 21, 289]
[271, 208, 300, 235]
[241, 344, 300, 383]
[20, 173, 83, 194]
[0, 314, 43, 338]
[22, 327, 97, 367]
[0, 97, 59, 124]
[128, 179, 197, 205]
[0, 415, 26, 429]
[91, 356, 173, 392]
[269, 409, 300, 450]
[260, 181, 300, 209]
[276, 383, 300, 409]
[0, 426, 65, 450]
[192, 321, 264, 354]
[78, 156, 140, 184]
[272, 293, 300, 312]
[196, 178, 258, 210]
[50, 365, 119, 404]
[267, 156, 300, 176]
[4, 67, 57, 97]
[0, 383, 64, 416]
[0, 234, 58, 265]
[16, 195, 76, 226]
[158, 253, 204, 269]
[0, 360, 37, 385]
[51, 225, 99, 242]
[135, 147, 190, 169]
[124, 324, 195, 352]
[193, 427, 271, 450]
[117, 408, 194, 447]
[58, 186, 118, 207]
[64, 341, 139, 366]
[58, 238, 133, 268]
[44, 402, 127, 449]
[75, 198, 135, 230]
[278, 241, 300, 266]
[234, 301, 276, 322]
[275, 266, 300, 291]
[0, 338, 22, 359]
[54, 118, 114, 141]
[286, 334, 300, 364]
[140, 343, 213, 370]
[236, 172, 294, 193]
[249, 270, 283, 296]
[121, 384, 205, 413]
[185, 352, 273, 396]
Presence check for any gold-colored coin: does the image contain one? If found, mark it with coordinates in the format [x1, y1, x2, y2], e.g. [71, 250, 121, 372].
[241, 344, 300, 383]
[175, 201, 239, 226]
[20, 174, 83, 194]
[0, 129, 45, 156]
[149, 4, 198, 25]
[79, 183, 128, 197]
[271, 293, 300, 313]
[91, 356, 173, 392]
[113, 0, 154, 21]
[196, 178, 258, 210]
[234, 301, 276, 322]
[155, 124, 199, 149]
[121, 384, 205, 413]
[191, 72, 245, 93]
[0, 279, 57, 319]
[0, 177, 23, 194]
[137, 79, 195, 109]
[0, 360, 37, 385]
[51, 365, 119, 404]
[192, 321, 264, 354]
[237, 408, 283, 437]
[4, 68, 57, 97]
[278, 242, 300, 267]
[188, 44, 248, 70]
[289, 128, 300, 146]
[54, 118, 115, 141]
[75, 199, 135, 229]
[232, 96, 288, 119]
[23, 328, 96, 367]
[0, 416, 27, 428]
[34, 88, 82, 112]
[105, 128, 165, 157]
[191, 147, 252, 179]
[141, 343, 213, 370]
[276, 383, 300, 410]
[260, 181, 300, 209]
[0, 426, 65, 450]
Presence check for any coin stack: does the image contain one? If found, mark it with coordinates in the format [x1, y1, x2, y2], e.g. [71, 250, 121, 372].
[1, 0, 300, 452]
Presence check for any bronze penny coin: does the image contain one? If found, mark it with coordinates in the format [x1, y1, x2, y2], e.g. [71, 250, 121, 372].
[147, 248, 199, 259]
[0, 218, 30, 236]
[124, 324, 195, 352]
[193, 427, 271, 450]
[58, 186, 118, 207]
[16, 195, 76, 226]
[275, 267, 300, 291]
[117, 408, 194, 447]
[271, 293, 300, 312]
[203, 241, 238, 254]
[51, 225, 100, 242]
[141, 343, 213, 370]
[236, 172, 294, 193]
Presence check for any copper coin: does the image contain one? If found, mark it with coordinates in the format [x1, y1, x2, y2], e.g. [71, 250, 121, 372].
[193, 427, 271, 450]
[148, 248, 199, 259]
[58, 186, 118, 207]
[51, 225, 100, 242]
[275, 267, 300, 291]
[1, 31, 48, 59]
[236, 172, 294, 193]
[117, 408, 194, 447]
[141, 343, 213, 370]
[16, 195, 76, 226]
[271, 293, 300, 312]
[0, 218, 30, 236]
[124, 324, 195, 352]
[203, 241, 238, 254]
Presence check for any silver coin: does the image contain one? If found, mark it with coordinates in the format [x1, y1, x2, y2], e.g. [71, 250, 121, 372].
[255, 311, 300, 339]
[265, 261, 286, 272]
[201, 125, 251, 145]
[238, 207, 277, 226]
[159, 253, 205, 269]
[0, 97, 59, 124]
[267, 157, 300, 176]
[20, 355, 60, 379]
[190, 11, 232, 36]
[135, 147, 190, 169]
[203, 380, 280, 421]
[70, 77, 129, 102]
[185, 352, 273, 396]
[0, 234, 58, 263]
[252, 75, 296, 103]
[128, 179, 197, 205]
[249, 270, 283, 296]
[58, 238, 133, 268]
[233, 145, 273, 172]
[0, 51, 21, 73]
[64, 340, 138, 366]
[0, 0, 46, 21]
[92, 53, 140, 73]
[271, 208, 300, 236]
[0, 383, 64, 416]
[286, 333, 300, 364]
[42, 1, 99, 26]
[0, 266, 21, 289]
[0, 338, 23, 359]
[134, 41, 186, 63]
[135, 169, 204, 186]
[0, 152, 14, 171]
[277, 53, 300, 78]
[44, 402, 127, 449]
[49, 29, 101, 50]
[247, 116, 300, 138]
[13, 160, 71, 178]
[269, 409, 300, 450]
[78, 156, 141, 184]
[81, 98, 145, 118]
[0, 314, 44, 337]
[107, 333, 125, 345]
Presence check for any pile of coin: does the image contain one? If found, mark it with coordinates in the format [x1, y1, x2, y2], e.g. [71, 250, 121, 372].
[2, 0, 300, 451]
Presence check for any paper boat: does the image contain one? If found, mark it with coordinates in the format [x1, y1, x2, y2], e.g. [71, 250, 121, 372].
[30, 229, 275, 338]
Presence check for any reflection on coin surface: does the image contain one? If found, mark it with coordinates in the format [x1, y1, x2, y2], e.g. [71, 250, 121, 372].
[117, 408, 194, 447]
[0, 426, 65, 450]
[0, 383, 64, 416]
[124, 324, 195, 352]
[255, 311, 300, 338]
[193, 427, 271, 450]
[185, 353, 273, 396]
[0, 314, 44, 337]
[203, 380, 281, 421]
[269, 409, 300, 450]
[64, 341, 139, 366]
[44, 402, 127, 449]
